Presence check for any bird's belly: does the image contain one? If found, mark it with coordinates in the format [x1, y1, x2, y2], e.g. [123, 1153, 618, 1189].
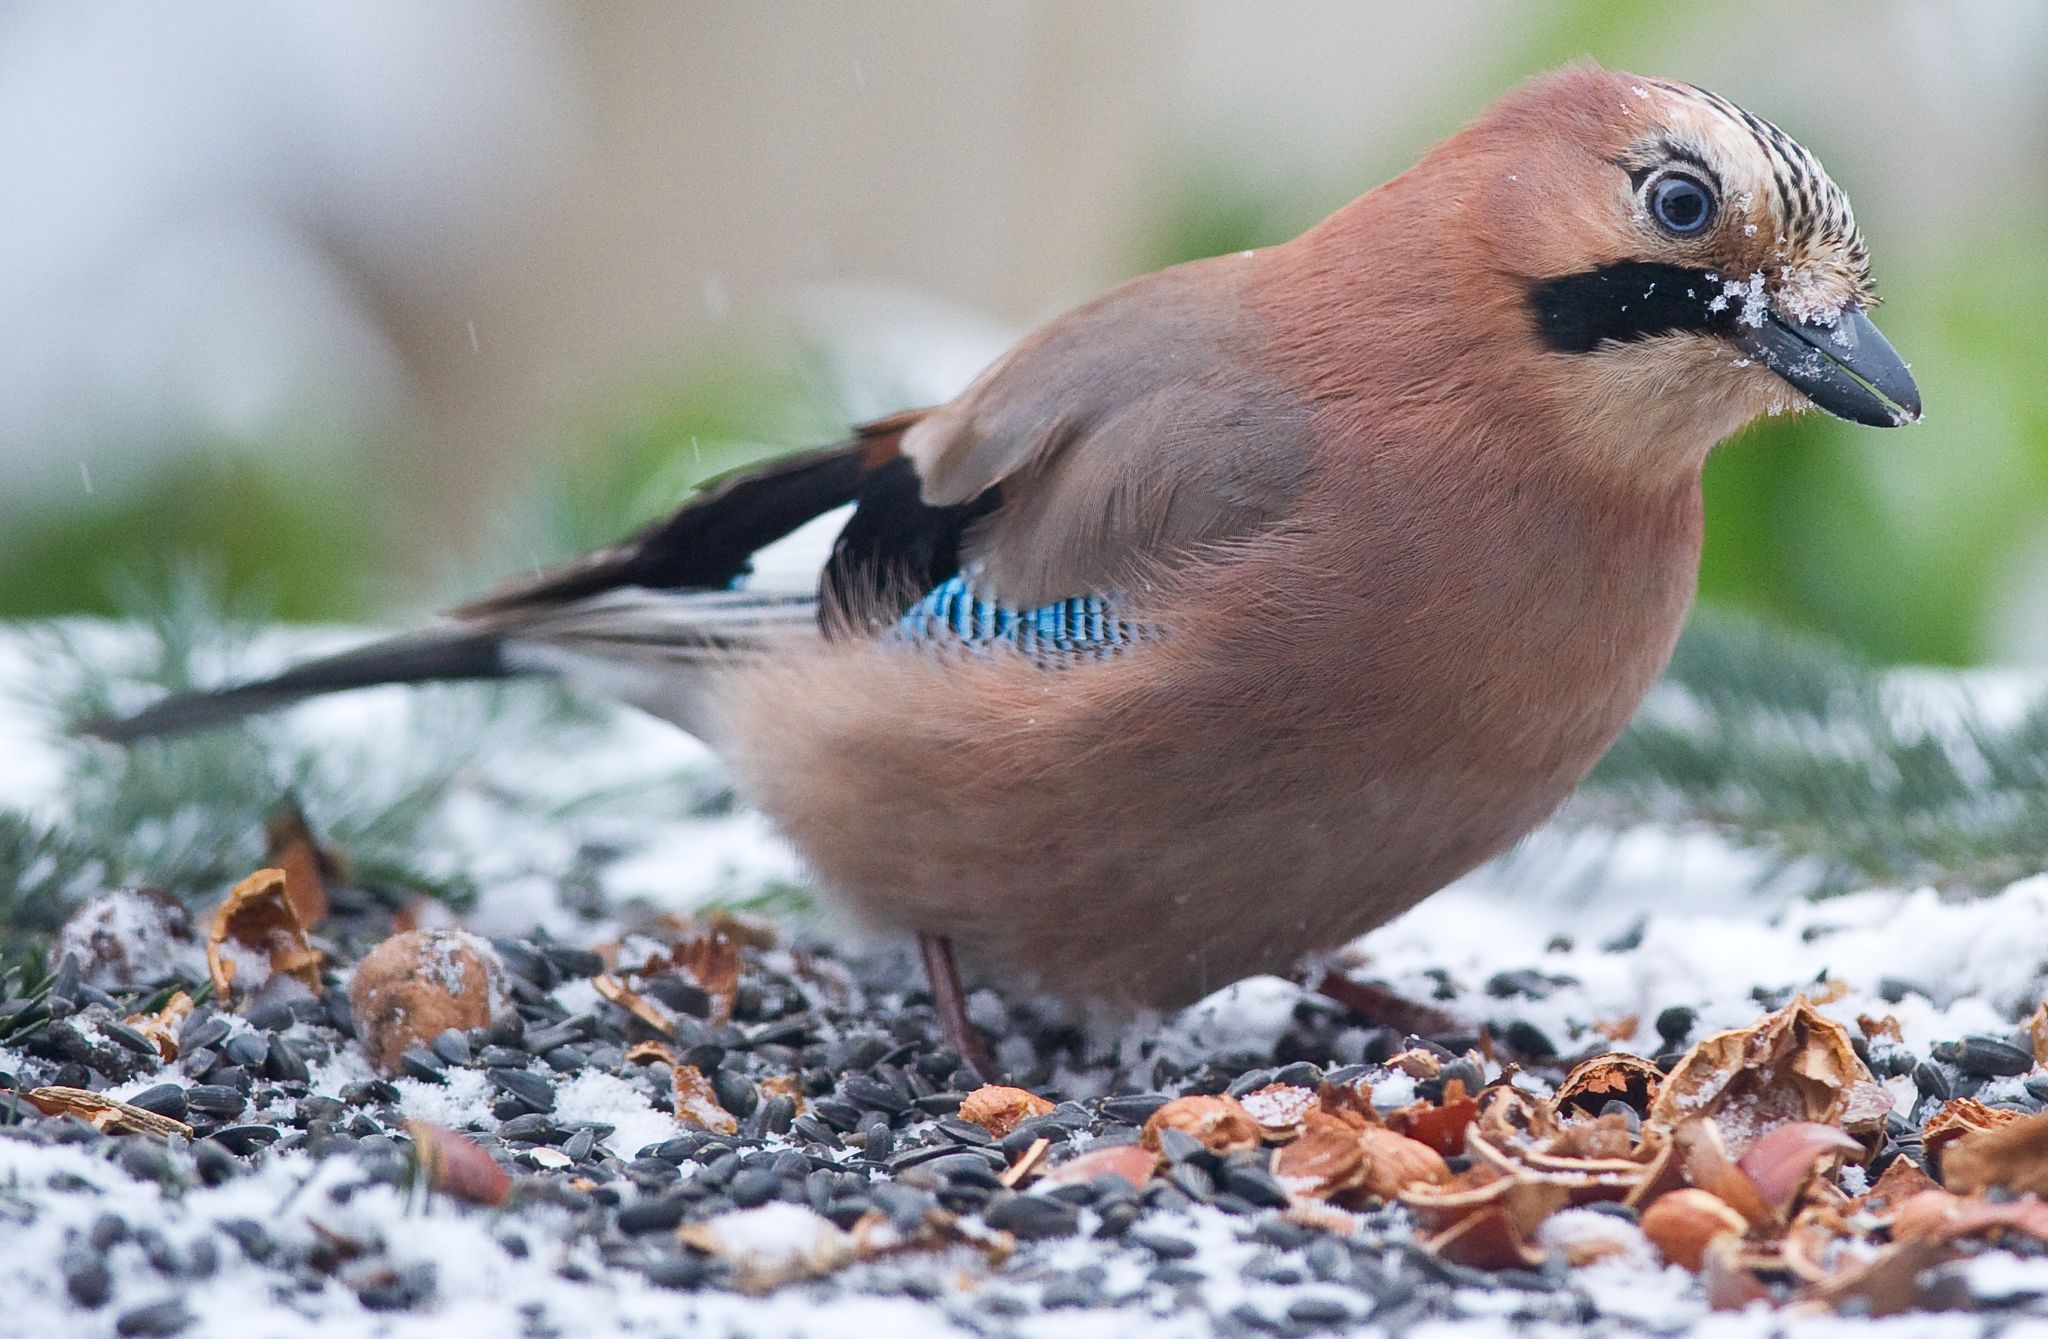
[712, 623, 1625, 1009]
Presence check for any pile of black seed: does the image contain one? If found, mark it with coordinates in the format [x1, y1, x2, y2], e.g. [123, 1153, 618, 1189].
[8, 921, 2048, 1335]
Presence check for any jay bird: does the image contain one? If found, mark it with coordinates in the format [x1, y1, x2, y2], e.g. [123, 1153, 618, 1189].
[91, 65, 1921, 1066]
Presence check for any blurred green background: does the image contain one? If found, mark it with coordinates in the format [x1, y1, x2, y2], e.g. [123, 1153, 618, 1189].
[5, 2, 2042, 665]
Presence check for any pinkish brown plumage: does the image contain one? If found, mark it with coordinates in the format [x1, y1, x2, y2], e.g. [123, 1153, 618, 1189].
[96, 66, 1921, 1024]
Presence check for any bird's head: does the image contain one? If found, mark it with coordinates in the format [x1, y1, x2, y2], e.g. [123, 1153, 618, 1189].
[1443, 65, 1920, 452]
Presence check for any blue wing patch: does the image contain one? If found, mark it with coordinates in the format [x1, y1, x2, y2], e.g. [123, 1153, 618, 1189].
[888, 575, 1147, 664]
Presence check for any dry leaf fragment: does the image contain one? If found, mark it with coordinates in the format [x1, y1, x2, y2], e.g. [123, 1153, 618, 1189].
[263, 799, 333, 929]
[1283, 1199, 1362, 1236]
[674, 1064, 738, 1133]
[124, 990, 195, 1062]
[625, 1041, 741, 1135]
[1639, 1189, 1749, 1271]
[627, 925, 742, 1026]
[1940, 1109, 2048, 1197]
[1388, 1091, 1479, 1157]
[1140, 1095, 1261, 1155]
[406, 1120, 510, 1207]
[207, 868, 324, 1002]
[1806, 979, 1851, 1007]
[957, 1085, 1054, 1139]
[26, 1086, 192, 1138]
[348, 928, 506, 1075]
[592, 973, 675, 1037]
[1921, 1097, 2025, 1163]
[623, 1040, 674, 1066]
[1647, 998, 1870, 1156]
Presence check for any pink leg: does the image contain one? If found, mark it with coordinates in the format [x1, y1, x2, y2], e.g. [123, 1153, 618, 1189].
[919, 932, 995, 1078]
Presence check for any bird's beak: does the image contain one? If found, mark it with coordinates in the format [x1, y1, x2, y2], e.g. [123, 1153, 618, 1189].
[1734, 306, 1921, 427]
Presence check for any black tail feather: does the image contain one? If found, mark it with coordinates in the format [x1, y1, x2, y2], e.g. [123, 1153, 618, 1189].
[84, 414, 934, 744]
[80, 629, 514, 744]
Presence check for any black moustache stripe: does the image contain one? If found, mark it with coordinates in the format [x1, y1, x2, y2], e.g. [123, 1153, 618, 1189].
[1528, 262, 1724, 354]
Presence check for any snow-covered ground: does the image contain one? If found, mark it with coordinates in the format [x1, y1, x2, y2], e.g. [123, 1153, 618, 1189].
[6, 622, 2048, 1336]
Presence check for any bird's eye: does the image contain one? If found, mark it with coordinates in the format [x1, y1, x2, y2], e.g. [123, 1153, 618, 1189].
[1649, 173, 1715, 235]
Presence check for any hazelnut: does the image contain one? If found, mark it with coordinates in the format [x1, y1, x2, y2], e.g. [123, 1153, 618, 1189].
[1640, 1188, 1749, 1271]
[349, 929, 505, 1074]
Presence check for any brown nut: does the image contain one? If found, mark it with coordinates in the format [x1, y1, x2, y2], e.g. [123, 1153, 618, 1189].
[349, 929, 505, 1075]
[1639, 1188, 1749, 1271]
[958, 1085, 1055, 1139]
[1141, 1095, 1262, 1155]
[1357, 1126, 1452, 1200]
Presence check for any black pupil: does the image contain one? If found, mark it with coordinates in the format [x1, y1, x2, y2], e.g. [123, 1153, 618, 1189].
[1653, 176, 1711, 233]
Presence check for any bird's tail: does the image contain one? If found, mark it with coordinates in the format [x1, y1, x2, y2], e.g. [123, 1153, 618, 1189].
[80, 419, 922, 746]
[78, 627, 516, 744]
[79, 587, 825, 745]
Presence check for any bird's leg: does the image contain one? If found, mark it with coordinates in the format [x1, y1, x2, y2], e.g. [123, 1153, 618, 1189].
[918, 932, 995, 1079]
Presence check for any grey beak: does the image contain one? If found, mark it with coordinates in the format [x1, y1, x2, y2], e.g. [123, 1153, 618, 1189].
[1735, 306, 1921, 427]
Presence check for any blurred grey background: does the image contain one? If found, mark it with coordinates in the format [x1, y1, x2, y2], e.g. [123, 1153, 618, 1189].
[4, 2, 2044, 663]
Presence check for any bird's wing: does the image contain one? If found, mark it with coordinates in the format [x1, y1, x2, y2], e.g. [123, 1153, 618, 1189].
[892, 256, 1316, 608]
[452, 416, 918, 619]
[87, 259, 1319, 742]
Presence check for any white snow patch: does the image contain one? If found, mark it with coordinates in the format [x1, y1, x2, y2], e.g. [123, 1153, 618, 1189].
[552, 1068, 678, 1157]
[393, 1066, 494, 1127]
